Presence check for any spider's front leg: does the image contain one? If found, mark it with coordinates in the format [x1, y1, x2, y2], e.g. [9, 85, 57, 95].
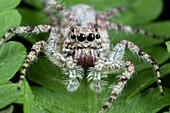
[18, 41, 47, 89]
[98, 39, 163, 113]
[0, 25, 52, 45]
[18, 40, 66, 89]
[99, 60, 134, 113]
[120, 40, 164, 95]
[108, 40, 164, 95]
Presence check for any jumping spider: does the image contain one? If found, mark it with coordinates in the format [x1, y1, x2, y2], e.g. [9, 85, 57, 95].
[0, 0, 164, 113]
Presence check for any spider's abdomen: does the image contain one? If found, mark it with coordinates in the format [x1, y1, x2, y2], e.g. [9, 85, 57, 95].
[74, 48, 97, 67]
[70, 4, 96, 26]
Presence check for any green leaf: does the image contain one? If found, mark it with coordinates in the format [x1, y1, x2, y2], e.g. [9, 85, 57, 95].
[113, 0, 163, 25]
[122, 63, 170, 99]
[32, 87, 98, 113]
[141, 21, 170, 38]
[23, 80, 48, 113]
[0, 0, 24, 111]
[0, 0, 21, 38]
[0, 42, 26, 85]
[108, 88, 170, 113]
[18, 8, 50, 25]
[0, 83, 23, 109]
[23, 0, 42, 9]
[0, 0, 21, 13]
[0, 10, 21, 38]
[17, 8, 50, 43]
[166, 41, 170, 54]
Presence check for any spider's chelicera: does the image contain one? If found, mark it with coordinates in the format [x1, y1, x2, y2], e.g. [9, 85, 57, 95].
[0, 0, 164, 113]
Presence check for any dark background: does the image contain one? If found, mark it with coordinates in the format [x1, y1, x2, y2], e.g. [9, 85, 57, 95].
[158, 0, 170, 21]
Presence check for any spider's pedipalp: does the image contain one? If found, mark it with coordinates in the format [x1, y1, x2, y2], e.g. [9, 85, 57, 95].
[62, 58, 84, 92]
[87, 60, 125, 93]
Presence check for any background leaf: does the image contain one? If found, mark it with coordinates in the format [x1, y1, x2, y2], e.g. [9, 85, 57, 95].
[0, 42, 25, 110]
[0, 10, 21, 39]
[0, 42, 26, 84]
[0, 83, 23, 109]
[166, 41, 170, 54]
[0, 0, 21, 38]
[0, 0, 21, 13]
[0, 0, 26, 112]
[23, 81, 48, 113]
[108, 88, 170, 113]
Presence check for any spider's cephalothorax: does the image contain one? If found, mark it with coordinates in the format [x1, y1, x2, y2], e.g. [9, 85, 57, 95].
[63, 26, 106, 67]
[0, 0, 164, 113]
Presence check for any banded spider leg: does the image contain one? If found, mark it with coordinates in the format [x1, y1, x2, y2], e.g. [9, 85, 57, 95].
[98, 40, 163, 113]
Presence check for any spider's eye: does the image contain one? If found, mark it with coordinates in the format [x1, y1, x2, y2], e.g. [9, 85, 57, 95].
[77, 33, 86, 42]
[71, 33, 76, 39]
[96, 34, 100, 39]
[70, 27, 74, 32]
[94, 28, 98, 32]
[87, 33, 95, 42]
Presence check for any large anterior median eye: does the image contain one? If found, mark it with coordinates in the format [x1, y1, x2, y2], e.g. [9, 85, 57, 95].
[77, 33, 86, 42]
[87, 33, 95, 42]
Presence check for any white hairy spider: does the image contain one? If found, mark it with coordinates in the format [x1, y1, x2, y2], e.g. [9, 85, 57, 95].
[0, 0, 164, 113]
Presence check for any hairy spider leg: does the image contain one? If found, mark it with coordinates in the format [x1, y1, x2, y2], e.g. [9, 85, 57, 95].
[46, 0, 77, 26]
[18, 41, 47, 89]
[0, 25, 53, 89]
[121, 40, 163, 95]
[98, 6, 128, 19]
[105, 21, 165, 39]
[18, 40, 66, 89]
[41, 0, 59, 26]
[99, 61, 134, 113]
[111, 40, 164, 95]
[41, 0, 65, 52]
[0, 25, 51, 45]
[96, 6, 166, 39]
[99, 39, 163, 113]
